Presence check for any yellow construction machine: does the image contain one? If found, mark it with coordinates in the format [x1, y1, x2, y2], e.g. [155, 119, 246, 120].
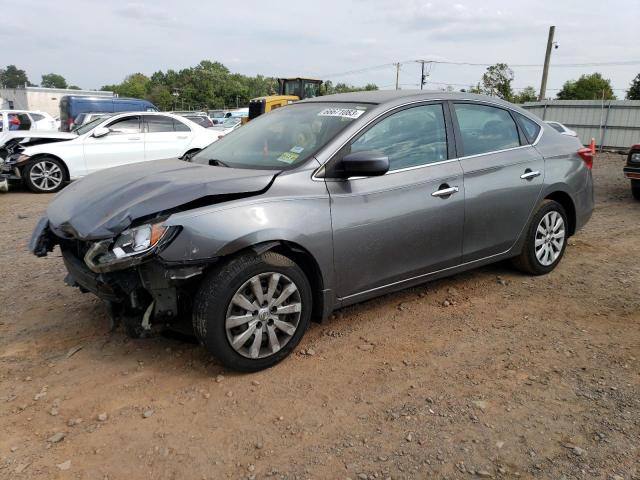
[246, 77, 323, 122]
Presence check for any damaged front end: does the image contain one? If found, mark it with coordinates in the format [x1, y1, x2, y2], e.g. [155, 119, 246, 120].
[30, 216, 207, 336]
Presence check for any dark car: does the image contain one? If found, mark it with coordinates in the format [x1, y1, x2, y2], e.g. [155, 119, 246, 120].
[31, 91, 594, 372]
[623, 144, 640, 200]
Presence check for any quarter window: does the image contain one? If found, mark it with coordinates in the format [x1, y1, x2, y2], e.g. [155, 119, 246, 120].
[30, 113, 45, 121]
[350, 104, 448, 171]
[107, 116, 141, 134]
[453, 103, 520, 156]
[515, 113, 541, 143]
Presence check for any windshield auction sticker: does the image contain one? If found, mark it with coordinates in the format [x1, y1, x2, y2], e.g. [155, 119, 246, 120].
[318, 108, 365, 119]
[277, 151, 299, 164]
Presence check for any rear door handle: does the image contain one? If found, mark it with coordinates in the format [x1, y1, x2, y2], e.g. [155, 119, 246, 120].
[177, 135, 188, 139]
[431, 186, 459, 198]
[128, 136, 141, 141]
[520, 170, 541, 180]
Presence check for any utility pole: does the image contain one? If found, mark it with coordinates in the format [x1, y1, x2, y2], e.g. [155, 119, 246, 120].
[395, 63, 400, 90]
[420, 61, 425, 90]
[538, 25, 556, 101]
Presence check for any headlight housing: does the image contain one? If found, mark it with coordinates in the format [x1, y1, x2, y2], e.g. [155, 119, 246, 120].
[630, 152, 640, 163]
[84, 222, 178, 273]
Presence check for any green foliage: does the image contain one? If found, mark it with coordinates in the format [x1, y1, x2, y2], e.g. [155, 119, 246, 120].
[41, 73, 68, 89]
[481, 63, 514, 101]
[68, 85, 82, 90]
[512, 86, 538, 104]
[0, 65, 31, 88]
[627, 73, 640, 100]
[323, 81, 378, 95]
[101, 60, 282, 110]
[557, 73, 616, 100]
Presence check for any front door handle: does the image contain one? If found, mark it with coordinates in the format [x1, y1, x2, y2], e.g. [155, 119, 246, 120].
[431, 185, 459, 198]
[128, 136, 141, 141]
[177, 135, 188, 139]
[520, 169, 541, 180]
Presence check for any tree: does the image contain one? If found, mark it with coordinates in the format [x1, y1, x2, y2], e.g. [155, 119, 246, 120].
[557, 73, 616, 100]
[627, 73, 640, 100]
[512, 86, 538, 104]
[68, 85, 82, 90]
[323, 81, 378, 95]
[0, 65, 30, 88]
[481, 63, 514, 101]
[41, 73, 68, 89]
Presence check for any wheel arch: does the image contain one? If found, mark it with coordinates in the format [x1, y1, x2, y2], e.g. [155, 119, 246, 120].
[544, 190, 576, 236]
[209, 240, 328, 323]
[22, 153, 70, 181]
[180, 148, 201, 161]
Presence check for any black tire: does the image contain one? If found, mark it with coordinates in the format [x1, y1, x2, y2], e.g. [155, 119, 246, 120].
[23, 156, 67, 193]
[181, 149, 201, 162]
[631, 180, 640, 201]
[193, 251, 312, 372]
[511, 199, 569, 275]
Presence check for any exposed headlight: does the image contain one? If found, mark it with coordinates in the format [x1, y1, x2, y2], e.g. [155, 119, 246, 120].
[631, 152, 640, 163]
[84, 222, 178, 273]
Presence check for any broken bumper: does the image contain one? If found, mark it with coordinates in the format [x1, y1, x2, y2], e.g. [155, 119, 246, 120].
[31, 217, 206, 324]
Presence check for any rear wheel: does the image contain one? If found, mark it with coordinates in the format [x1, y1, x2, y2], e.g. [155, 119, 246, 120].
[512, 200, 568, 275]
[193, 252, 312, 372]
[631, 180, 640, 201]
[23, 157, 66, 193]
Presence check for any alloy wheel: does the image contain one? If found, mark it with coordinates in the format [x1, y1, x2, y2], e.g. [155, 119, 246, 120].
[225, 272, 302, 359]
[29, 161, 63, 191]
[535, 211, 565, 266]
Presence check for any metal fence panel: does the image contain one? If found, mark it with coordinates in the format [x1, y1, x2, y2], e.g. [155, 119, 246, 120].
[522, 100, 640, 150]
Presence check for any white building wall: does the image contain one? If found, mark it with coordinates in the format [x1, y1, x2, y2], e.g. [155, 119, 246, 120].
[0, 87, 113, 118]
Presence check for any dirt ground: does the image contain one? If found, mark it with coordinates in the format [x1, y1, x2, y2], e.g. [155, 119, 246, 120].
[0, 153, 638, 480]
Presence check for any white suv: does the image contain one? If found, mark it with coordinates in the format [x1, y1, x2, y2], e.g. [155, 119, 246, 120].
[14, 112, 219, 193]
[0, 110, 58, 132]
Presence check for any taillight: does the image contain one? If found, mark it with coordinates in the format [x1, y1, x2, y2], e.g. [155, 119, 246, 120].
[577, 147, 593, 170]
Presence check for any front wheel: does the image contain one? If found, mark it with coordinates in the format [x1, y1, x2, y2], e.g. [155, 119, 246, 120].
[181, 149, 201, 162]
[512, 200, 568, 275]
[631, 180, 640, 201]
[193, 252, 312, 372]
[23, 157, 67, 193]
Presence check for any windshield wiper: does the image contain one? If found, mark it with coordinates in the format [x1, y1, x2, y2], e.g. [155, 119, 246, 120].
[208, 158, 230, 168]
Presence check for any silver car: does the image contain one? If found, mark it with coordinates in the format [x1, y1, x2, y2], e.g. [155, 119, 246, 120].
[30, 91, 594, 372]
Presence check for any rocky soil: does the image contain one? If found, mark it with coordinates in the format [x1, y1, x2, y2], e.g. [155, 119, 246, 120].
[0, 153, 638, 479]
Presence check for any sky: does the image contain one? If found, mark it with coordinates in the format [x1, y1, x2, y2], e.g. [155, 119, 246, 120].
[2, 0, 639, 97]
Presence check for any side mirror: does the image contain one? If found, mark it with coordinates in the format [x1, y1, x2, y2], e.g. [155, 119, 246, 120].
[334, 151, 389, 178]
[92, 126, 110, 138]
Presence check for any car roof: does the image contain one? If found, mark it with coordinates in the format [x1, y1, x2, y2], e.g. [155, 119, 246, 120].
[301, 90, 518, 108]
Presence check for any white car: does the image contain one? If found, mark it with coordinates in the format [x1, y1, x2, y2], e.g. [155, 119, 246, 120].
[545, 121, 577, 137]
[0, 110, 58, 132]
[210, 117, 242, 137]
[14, 112, 219, 193]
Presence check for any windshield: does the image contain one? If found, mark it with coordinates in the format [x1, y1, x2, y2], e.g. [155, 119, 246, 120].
[73, 116, 108, 135]
[193, 103, 368, 170]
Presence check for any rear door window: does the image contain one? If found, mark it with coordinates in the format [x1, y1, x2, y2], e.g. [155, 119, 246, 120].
[453, 103, 521, 156]
[145, 115, 175, 133]
[174, 118, 190, 132]
[30, 113, 45, 122]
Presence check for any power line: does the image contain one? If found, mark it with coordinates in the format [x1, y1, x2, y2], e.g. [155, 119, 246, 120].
[320, 59, 640, 79]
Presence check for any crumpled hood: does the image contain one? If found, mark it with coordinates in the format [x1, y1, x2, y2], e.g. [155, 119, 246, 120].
[47, 159, 278, 240]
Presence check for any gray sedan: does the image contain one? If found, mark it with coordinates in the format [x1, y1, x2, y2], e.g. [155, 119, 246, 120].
[30, 91, 594, 372]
